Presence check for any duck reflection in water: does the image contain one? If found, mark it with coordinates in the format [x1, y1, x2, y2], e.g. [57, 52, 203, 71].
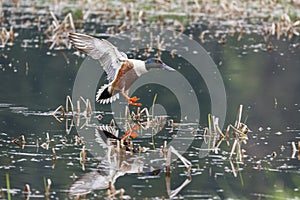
[69, 125, 192, 199]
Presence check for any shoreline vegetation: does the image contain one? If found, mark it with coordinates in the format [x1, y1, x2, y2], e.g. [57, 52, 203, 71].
[0, 0, 299, 48]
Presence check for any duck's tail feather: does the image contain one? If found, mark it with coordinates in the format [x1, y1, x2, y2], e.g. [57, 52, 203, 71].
[95, 125, 120, 148]
[97, 125, 119, 139]
[96, 84, 119, 104]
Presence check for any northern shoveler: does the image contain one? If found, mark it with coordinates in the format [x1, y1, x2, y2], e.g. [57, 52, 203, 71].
[69, 32, 175, 106]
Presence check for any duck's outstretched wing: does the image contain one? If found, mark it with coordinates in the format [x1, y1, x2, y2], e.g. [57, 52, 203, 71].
[69, 32, 127, 82]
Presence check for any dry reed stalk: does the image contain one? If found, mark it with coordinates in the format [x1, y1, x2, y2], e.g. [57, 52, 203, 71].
[65, 95, 74, 115]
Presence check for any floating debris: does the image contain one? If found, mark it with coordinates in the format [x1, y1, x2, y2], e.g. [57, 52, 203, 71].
[275, 131, 283, 135]
[22, 184, 31, 199]
[52, 148, 57, 168]
[25, 62, 29, 76]
[40, 132, 50, 150]
[274, 97, 278, 109]
[291, 142, 297, 159]
[200, 30, 209, 43]
[271, 151, 277, 158]
[40, 142, 49, 150]
[12, 135, 26, 148]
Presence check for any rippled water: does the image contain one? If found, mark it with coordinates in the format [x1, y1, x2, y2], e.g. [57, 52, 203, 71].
[1, 2, 300, 199]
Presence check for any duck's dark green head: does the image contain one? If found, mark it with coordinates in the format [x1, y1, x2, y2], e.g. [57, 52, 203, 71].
[145, 58, 175, 71]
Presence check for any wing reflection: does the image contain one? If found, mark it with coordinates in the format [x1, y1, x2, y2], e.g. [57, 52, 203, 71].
[69, 125, 191, 199]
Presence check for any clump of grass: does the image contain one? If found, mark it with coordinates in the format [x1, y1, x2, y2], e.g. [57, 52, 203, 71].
[204, 105, 250, 162]
[227, 105, 249, 161]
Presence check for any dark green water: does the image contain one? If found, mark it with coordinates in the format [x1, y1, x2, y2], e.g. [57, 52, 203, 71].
[0, 6, 300, 200]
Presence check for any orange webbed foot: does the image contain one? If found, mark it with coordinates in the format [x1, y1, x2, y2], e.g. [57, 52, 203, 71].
[128, 96, 141, 107]
[121, 125, 139, 140]
[129, 102, 142, 107]
[129, 96, 139, 102]
[121, 92, 142, 107]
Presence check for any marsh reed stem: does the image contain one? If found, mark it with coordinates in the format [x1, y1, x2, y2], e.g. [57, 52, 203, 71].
[6, 173, 11, 200]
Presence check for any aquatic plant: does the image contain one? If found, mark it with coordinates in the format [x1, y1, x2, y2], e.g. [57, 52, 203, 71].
[0, 26, 13, 47]
[204, 105, 250, 162]
[44, 177, 51, 198]
[12, 134, 26, 148]
[45, 12, 75, 49]
[5, 173, 10, 200]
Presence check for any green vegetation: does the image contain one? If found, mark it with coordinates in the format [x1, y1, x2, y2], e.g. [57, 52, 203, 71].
[6, 174, 11, 200]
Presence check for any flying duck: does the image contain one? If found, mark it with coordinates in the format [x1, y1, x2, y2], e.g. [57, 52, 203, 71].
[69, 32, 175, 106]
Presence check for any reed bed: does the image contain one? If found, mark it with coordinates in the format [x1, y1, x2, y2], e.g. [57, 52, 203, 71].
[0, 0, 299, 50]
